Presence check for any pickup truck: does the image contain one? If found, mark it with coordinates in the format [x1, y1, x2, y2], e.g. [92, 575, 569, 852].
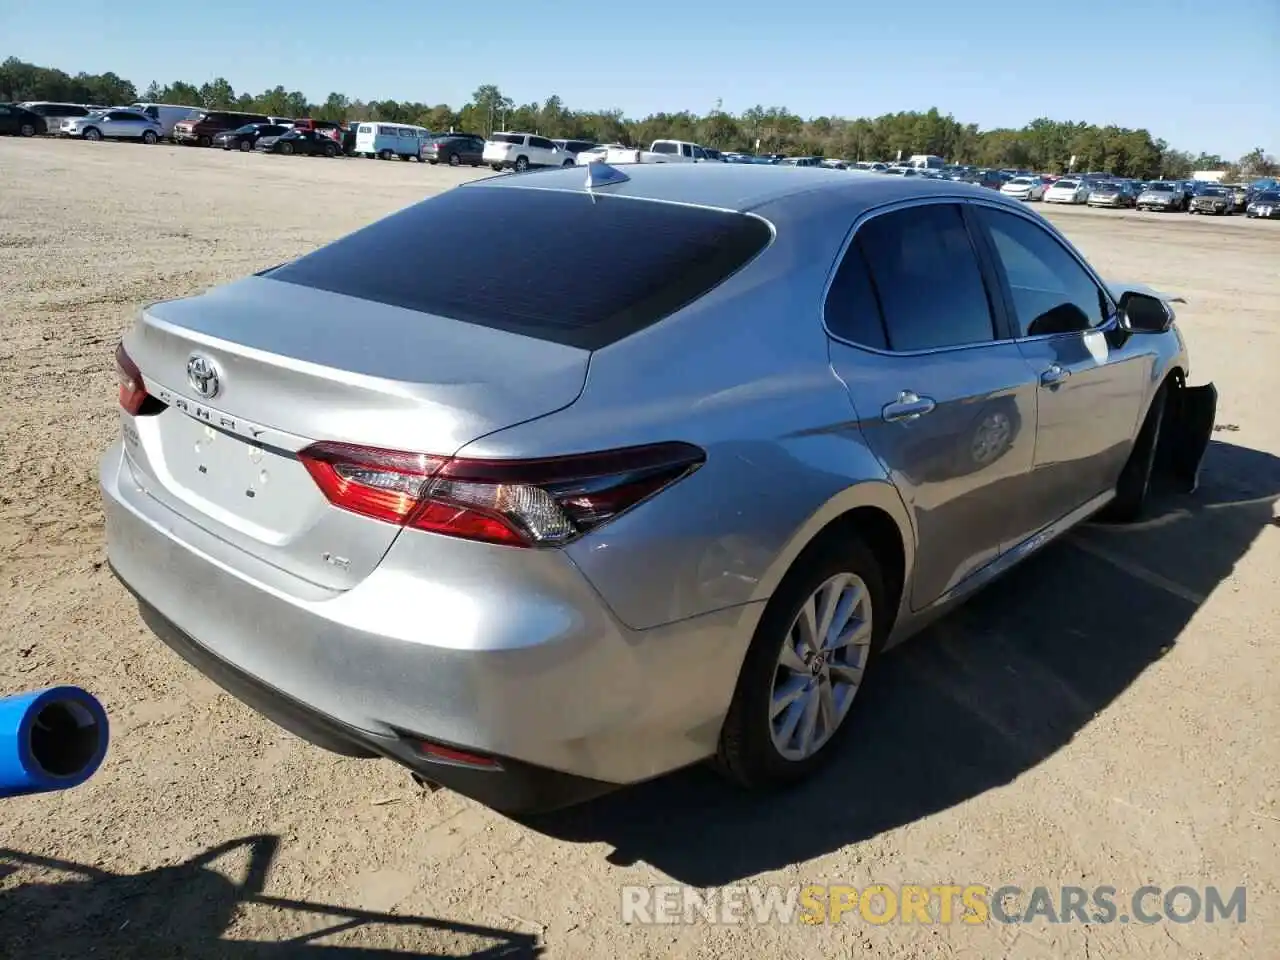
[603, 139, 722, 164]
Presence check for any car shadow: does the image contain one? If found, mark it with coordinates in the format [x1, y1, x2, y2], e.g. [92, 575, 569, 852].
[0, 835, 540, 959]
[524, 439, 1279, 886]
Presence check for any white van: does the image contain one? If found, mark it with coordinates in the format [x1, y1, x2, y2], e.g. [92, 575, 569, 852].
[354, 123, 430, 160]
[130, 103, 201, 139]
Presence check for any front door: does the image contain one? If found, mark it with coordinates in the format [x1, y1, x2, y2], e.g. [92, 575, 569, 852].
[825, 201, 1039, 610]
[969, 205, 1153, 542]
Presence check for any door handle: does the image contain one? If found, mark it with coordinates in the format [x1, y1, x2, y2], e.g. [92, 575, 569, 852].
[1041, 364, 1071, 386]
[882, 391, 937, 423]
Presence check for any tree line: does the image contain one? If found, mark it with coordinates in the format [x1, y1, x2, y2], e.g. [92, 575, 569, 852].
[3, 56, 1275, 180]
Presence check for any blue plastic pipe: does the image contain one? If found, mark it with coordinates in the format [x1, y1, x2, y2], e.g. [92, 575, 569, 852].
[0, 686, 109, 798]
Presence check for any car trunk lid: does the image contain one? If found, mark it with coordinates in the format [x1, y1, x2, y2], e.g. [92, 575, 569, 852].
[120, 276, 589, 589]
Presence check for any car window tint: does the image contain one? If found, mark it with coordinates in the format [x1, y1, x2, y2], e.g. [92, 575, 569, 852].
[824, 244, 889, 350]
[977, 208, 1112, 337]
[856, 204, 996, 351]
[268, 187, 772, 350]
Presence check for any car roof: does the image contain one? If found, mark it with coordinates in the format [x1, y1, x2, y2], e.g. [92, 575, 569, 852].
[466, 162, 995, 214]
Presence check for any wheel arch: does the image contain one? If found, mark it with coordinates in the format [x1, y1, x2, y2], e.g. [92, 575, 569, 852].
[752, 480, 914, 640]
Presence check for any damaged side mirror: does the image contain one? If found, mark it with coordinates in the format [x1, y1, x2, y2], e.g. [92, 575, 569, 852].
[1117, 291, 1173, 334]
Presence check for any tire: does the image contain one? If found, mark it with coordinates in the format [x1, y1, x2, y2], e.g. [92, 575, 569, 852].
[714, 535, 885, 789]
[562, 158, 575, 167]
[83, 127, 102, 142]
[448, 152, 461, 167]
[19, 123, 36, 137]
[197, 135, 211, 148]
[491, 163, 504, 172]
[324, 143, 337, 157]
[379, 149, 393, 160]
[1101, 383, 1168, 523]
[514, 155, 529, 172]
[279, 142, 295, 155]
[142, 130, 157, 145]
[239, 140, 252, 152]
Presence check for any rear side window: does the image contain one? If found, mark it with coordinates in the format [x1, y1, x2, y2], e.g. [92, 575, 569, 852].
[855, 204, 996, 352]
[529, 136, 555, 150]
[652, 142, 678, 154]
[267, 187, 773, 350]
[824, 244, 889, 350]
[491, 133, 523, 145]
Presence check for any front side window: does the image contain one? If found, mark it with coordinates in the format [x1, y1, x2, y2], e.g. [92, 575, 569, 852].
[855, 204, 996, 351]
[976, 207, 1112, 337]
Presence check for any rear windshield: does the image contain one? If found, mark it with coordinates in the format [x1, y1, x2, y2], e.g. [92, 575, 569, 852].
[267, 186, 773, 350]
[490, 133, 523, 144]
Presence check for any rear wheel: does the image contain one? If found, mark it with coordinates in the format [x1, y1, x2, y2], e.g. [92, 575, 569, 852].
[562, 158, 575, 167]
[491, 163, 504, 172]
[323, 143, 337, 157]
[379, 149, 394, 160]
[448, 152, 461, 166]
[19, 122, 36, 137]
[239, 139, 252, 152]
[141, 130, 157, 145]
[514, 155, 529, 172]
[279, 142, 295, 155]
[83, 127, 102, 142]
[715, 537, 884, 789]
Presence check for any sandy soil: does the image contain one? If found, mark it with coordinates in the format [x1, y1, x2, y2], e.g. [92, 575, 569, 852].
[1, 138, 1278, 959]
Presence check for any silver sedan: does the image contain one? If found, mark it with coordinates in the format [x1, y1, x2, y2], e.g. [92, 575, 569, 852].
[62, 109, 162, 143]
[101, 166, 1217, 813]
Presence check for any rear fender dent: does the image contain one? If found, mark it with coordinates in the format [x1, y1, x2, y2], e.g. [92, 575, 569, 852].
[753, 478, 915, 614]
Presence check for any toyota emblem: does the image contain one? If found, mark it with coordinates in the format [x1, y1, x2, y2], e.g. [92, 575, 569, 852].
[186, 354, 221, 399]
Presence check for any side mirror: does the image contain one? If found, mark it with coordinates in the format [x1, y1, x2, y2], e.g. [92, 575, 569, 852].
[1116, 291, 1173, 334]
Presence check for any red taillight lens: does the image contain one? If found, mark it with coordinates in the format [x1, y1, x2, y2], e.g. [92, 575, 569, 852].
[298, 441, 705, 548]
[115, 343, 155, 416]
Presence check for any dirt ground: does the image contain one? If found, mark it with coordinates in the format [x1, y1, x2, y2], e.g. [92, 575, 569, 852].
[1, 138, 1277, 959]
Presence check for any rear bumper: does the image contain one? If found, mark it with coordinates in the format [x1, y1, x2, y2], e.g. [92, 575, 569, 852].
[100, 440, 749, 809]
[116, 582, 613, 813]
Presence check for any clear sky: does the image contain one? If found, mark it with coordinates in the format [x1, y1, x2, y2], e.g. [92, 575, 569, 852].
[3, 0, 1277, 158]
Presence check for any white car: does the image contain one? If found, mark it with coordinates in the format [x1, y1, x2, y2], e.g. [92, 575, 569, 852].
[1044, 178, 1090, 204]
[483, 132, 566, 172]
[575, 143, 627, 164]
[61, 109, 163, 143]
[1000, 176, 1047, 201]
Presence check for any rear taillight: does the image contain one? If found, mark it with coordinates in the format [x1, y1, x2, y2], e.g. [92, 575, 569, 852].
[298, 441, 705, 548]
[115, 343, 162, 416]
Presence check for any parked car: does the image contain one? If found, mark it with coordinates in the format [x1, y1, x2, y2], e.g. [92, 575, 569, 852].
[354, 122, 431, 160]
[0, 102, 45, 137]
[971, 169, 1009, 190]
[1136, 182, 1185, 212]
[484, 132, 565, 171]
[1245, 190, 1280, 219]
[61, 109, 163, 143]
[17, 101, 93, 132]
[1223, 184, 1249, 212]
[130, 103, 200, 139]
[174, 110, 271, 147]
[102, 166, 1215, 814]
[1000, 176, 1046, 201]
[551, 139, 600, 163]
[255, 129, 342, 157]
[574, 143, 628, 164]
[421, 133, 486, 166]
[215, 123, 290, 152]
[604, 139, 719, 165]
[1044, 178, 1090, 204]
[291, 118, 343, 141]
[1086, 181, 1136, 209]
[1188, 185, 1233, 215]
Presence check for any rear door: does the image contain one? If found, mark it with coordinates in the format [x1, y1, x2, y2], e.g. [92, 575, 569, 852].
[825, 201, 1039, 609]
[970, 204, 1151, 539]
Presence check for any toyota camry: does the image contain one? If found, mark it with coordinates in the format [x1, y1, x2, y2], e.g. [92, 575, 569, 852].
[102, 164, 1217, 813]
